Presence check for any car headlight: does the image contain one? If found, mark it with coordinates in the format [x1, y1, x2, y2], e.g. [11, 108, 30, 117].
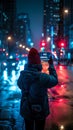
[3, 62, 7, 66]
[12, 63, 16, 66]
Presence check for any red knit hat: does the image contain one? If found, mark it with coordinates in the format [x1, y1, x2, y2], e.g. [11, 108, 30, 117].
[28, 48, 41, 64]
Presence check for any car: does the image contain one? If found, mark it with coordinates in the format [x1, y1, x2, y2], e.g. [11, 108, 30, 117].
[1, 60, 7, 70]
[6, 58, 19, 70]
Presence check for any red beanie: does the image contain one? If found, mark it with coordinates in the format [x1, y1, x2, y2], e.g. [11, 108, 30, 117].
[28, 48, 41, 64]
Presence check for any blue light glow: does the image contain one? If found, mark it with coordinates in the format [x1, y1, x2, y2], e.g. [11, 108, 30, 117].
[9, 86, 17, 91]
[9, 55, 13, 59]
[52, 44, 55, 49]
[3, 62, 7, 66]
[28, 38, 31, 42]
[3, 70, 8, 80]
[30, 42, 34, 47]
[12, 63, 16, 66]
[20, 65, 24, 71]
[23, 60, 26, 64]
[70, 41, 73, 48]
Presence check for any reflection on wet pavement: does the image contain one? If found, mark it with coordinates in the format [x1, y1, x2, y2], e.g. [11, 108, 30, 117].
[45, 97, 73, 130]
[45, 65, 73, 130]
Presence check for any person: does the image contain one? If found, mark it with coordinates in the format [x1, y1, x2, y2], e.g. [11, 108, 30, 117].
[17, 48, 58, 130]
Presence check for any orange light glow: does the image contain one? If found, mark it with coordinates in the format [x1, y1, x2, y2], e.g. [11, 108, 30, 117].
[42, 61, 49, 74]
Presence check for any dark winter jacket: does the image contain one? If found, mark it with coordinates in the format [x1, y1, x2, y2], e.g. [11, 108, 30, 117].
[17, 63, 58, 120]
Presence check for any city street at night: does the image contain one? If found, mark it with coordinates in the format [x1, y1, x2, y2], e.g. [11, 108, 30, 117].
[0, 63, 73, 130]
[0, 0, 73, 130]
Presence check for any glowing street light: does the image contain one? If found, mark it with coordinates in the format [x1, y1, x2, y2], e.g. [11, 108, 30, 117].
[63, 9, 69, 38]
[26, 47, 30, 51]
[47, 37, 51, 42]
[22, 45, 25, 49]
[64, 9, 69, 14]
[7, 36, 12, 56]
[7, 36, 12, 41]
[19, 44, 22, 47]
[60, 125, 64, 130]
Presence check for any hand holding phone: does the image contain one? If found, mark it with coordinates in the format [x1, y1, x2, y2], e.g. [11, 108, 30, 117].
[48, 56, 53, 65]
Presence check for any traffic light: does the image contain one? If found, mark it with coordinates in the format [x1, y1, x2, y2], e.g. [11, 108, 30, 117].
[60, 42, 64, 47]
[40, 40, 47, 51]
[59, 41, 65, 48]
[58, 39, 67, 48]
[40, 40, 46, 48]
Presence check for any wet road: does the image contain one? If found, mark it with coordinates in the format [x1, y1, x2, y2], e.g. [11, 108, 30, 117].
[46, 64, 73, 130]
[0, 64, 73, 130]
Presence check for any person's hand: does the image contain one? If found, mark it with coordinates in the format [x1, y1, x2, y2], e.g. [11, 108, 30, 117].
[48, 56, 53, 65]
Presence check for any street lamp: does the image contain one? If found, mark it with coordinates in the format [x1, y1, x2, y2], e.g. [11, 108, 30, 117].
[63, 9, 69, 37]
[7, 36, 12, 56]
[7, 36, 12, 41]
[19, 44, 22, 47]
[64, 9, 69, 14]
[47, 37, 51, 42]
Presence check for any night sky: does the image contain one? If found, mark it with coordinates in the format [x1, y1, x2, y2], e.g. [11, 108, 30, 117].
[17, 0, 43, 47]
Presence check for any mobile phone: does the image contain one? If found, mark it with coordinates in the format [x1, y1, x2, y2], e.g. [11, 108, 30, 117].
[39, 52, 51, 61]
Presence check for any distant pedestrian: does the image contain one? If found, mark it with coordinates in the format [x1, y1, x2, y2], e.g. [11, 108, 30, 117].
[17, 48, 58, 130]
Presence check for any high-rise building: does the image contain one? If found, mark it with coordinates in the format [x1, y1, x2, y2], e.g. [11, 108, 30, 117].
[64, 0, 73, 36]
[64, 0, 73, 59]
[43, 0, 53, 39]
[0, 0, 16, 55]
[2, 0, 16, 35]
[42, 0, 61, 50]
[15, 13, 33, 51]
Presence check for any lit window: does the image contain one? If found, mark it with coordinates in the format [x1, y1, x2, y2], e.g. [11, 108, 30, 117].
[53, 0, 60, 2]
[20, 26, 24, 29]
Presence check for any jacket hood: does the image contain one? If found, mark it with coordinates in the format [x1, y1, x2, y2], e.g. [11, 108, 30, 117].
[24, 63, 42, 72]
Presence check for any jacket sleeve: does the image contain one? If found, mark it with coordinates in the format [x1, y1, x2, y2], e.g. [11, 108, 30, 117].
[41, 64, 58, 88]
[17, 71, 24, 89]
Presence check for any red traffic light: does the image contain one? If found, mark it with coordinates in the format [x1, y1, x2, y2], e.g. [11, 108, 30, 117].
[41, 42, 46, 47]
[58, 39, 67, 48]
[40, 40, 46, 47]
[60, 42, 64, 47]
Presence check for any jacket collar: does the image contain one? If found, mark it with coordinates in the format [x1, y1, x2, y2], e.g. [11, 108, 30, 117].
[24, 63, 42, 72]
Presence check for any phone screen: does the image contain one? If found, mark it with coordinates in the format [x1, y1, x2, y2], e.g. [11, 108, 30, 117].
[41, 61, 49, 74]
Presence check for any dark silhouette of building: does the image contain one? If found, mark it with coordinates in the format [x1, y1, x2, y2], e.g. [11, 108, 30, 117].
[64, 0, 73, 36]
[64, 0, 73, 60]
[15, 13, 33, 54]
[0, 0, 16, 55]
[15, 13, 31, 44]
[1, 0, 16, 35]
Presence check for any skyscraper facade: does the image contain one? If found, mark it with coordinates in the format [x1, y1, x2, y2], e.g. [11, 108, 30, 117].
[64, 0, 73, 36]
[2, 0, 16, 35]
[0, 0, 16, 54]
[42, 0, 61, 50]
[15, 13, 32, 46]
[64, 0, 73, 59]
